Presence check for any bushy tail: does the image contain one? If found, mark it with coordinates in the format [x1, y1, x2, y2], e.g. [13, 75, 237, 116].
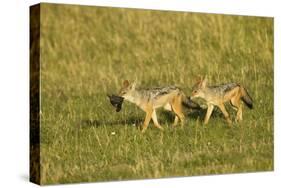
[240, 86, 253, 109]
[182, 95, 201, 110]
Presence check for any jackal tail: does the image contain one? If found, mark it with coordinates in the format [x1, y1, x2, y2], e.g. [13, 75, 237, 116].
[182, 95, 201, 109]
[240, 86, 253, 109]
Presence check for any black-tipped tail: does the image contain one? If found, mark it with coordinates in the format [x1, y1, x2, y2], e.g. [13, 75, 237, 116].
[241, 87, 253, 109]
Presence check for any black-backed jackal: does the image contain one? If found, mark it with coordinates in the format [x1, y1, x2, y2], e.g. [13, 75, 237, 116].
[191, 77, 253, 125]
[118, 80, 200, 133]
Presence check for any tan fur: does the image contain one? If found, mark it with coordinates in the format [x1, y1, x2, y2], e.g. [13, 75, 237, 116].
[191, 77, 253, 125]
[118, 80, 193, 133]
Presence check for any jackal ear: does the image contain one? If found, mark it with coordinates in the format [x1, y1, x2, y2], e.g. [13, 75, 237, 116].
[131, 81, 137, 90]
[123, 80, 130, 88]
[195, 75, 203, 85]
[201, 77, 207, 88]
[195, 75, 203, 84]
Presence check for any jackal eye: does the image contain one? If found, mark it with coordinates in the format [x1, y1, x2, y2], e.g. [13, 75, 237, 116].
[193, 90, 198, 93]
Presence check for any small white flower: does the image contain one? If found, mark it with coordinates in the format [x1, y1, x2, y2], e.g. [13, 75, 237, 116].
[111, 132, 116, 135]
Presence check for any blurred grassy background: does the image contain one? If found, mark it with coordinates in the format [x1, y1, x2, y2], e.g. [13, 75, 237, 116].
[38, 3, 273, 184]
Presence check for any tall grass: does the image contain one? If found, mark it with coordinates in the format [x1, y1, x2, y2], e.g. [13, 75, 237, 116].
[38, 3, 273, 184]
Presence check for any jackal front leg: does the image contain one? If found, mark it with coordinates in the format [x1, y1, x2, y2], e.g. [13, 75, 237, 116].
[172, 116, 179, 127]
[151, 110, 164, 131]
[204, 104, 214, 125]
[218, 103, 232, 125]
[141, 106, 153, 133]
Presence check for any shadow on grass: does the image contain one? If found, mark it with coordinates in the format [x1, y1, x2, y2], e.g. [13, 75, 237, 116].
[79, 108, 216, 129]
[79, 116, 144, 129]
[189, 107, 228, 119]
[187, 109, 205, 120]
[162, 107, 226, 123]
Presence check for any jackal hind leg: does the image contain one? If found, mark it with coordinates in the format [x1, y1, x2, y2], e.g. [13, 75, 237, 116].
[172, 116, 179, 127]
[141, 106, 153, 133]
[171, 98, 185, 127]
[164, 103, 178, 127]
[204, 104, 214, 125]
[231, 97, 243, 122]
[236, 105, 243, 122]
[151, 110, 164, 131]
[218, 103, 232, 125]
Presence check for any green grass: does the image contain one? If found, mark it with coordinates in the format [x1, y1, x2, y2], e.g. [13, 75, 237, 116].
[39, 3, 273, 185]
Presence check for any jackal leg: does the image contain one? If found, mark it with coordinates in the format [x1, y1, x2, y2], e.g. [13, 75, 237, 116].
[141, 107, 153, 133]
[218, 103, 232, 125]
[204, 104, 214, 124]
[164, 103, 178, 126]
[173, 116, 179, 127]
[236, 105, 243, 122]
[231, 98, 243, 122]
[151, 110, 164, 131]
[171, 99, 185, 127]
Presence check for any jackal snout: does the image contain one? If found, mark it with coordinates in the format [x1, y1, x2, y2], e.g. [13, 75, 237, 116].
[191, 77, 206, 99]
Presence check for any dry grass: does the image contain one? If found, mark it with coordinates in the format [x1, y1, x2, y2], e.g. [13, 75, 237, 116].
[38, 3, 273, 185]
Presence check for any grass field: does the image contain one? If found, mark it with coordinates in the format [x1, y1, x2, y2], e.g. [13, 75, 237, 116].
[38, 3, 273, 185]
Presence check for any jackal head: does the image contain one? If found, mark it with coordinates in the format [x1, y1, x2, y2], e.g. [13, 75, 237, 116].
[191, 77, 207, 98]
[118, 80, 137, 100]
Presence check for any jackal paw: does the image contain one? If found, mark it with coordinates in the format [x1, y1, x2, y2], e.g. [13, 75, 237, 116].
[158, 126, 164, 131]
[226, 119, 232, 125]
[141, 129, 146, 134]
[172, 123, 178, 127]
[235, 117, 242, 123]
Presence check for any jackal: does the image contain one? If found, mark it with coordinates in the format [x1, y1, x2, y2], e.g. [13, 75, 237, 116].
[191, 77, 253, 125]
[118, 80, 200, 133]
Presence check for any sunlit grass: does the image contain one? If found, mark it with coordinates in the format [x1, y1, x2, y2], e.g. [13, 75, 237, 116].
[38, 3, 273, 185]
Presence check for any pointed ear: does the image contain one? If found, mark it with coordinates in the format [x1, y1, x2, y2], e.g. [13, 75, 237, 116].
[123, 80, 130, 88]
[131, 81, 137, 90]
[194, 76, 202, 86]
[201, 77, 207, 88]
